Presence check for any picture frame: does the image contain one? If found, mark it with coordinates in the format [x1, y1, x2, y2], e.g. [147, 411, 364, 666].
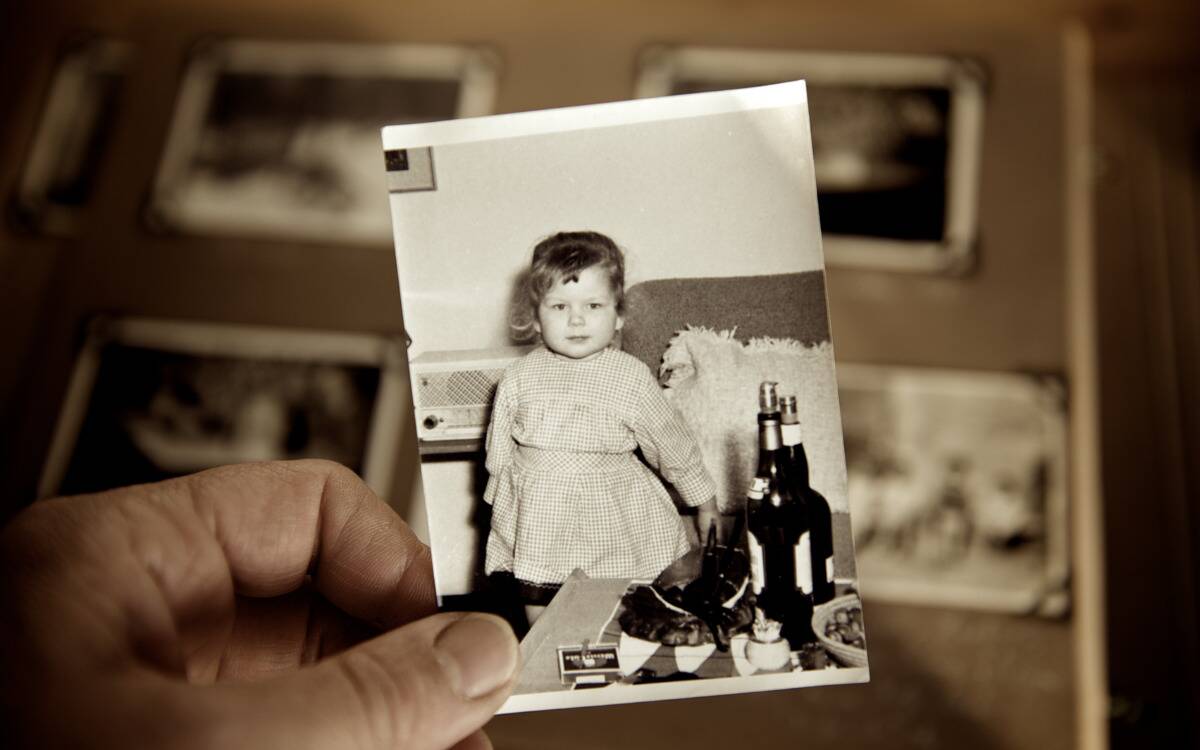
[146, 39, 500, 244]
[837, 363, 1070, 616]
[38, 317, 409, 502]
[12, 36, 131, 236]
[384, 81, 868, 713]
[635, 47, 987, 274]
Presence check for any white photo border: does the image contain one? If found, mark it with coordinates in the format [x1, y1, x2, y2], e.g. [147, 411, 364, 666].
[37, 316, 409, 502]
[635, 46, 987, 274]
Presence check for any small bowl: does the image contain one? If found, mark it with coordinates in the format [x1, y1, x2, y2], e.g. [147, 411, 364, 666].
[812, 594, 868, 668]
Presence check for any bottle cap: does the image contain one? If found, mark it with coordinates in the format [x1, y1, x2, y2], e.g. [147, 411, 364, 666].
[780, 395, 799, 425]
[758, 381, 779, 412]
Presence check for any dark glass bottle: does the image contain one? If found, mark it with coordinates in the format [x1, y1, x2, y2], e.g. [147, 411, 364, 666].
[781, 395, 836, 605]
[745, 383, 815, 650]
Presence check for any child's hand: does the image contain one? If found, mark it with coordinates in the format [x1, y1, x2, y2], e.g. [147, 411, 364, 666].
[696, 497, 721, 545]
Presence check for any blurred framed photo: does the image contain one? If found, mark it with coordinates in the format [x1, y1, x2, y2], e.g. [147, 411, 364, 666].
[147, 39, 500, 244]
[636, 47, 986, 273]
[838, 364, 1069, 615]
[12, 37, 130, 236]
[38, 317, 409, 501]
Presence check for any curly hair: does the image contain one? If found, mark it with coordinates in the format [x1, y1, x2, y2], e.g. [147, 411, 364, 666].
[509, 231, 626, 342]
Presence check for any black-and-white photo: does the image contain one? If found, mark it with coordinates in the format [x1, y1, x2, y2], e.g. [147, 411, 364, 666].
[147, 39, 499, 244]
[12, 36, 130, 236]
[636, 48, 986, 273]
[38, 317, 409, 500]
[838, 364, 1069, 615]
[385, 82, 867, 712]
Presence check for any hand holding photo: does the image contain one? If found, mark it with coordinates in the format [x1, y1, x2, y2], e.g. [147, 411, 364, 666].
[384, 81, 866, 712]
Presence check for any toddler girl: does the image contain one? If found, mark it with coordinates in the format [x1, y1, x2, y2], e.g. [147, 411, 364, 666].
[483, 231, 718, 622]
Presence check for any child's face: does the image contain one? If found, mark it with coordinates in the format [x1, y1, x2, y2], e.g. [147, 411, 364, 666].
[535, 265, 623, 360]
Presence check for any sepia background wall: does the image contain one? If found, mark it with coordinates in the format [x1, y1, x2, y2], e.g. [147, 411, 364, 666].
[1, 1, 1196, 748]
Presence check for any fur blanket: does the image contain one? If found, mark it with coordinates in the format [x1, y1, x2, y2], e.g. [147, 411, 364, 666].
[660, 326, 848, 515]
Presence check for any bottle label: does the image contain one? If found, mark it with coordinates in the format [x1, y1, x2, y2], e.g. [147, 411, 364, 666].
[748, 532, 766, 594]
[825, 555, 834, 584]
[781, 423, 801, 446]
[794, 532, 812, 594]
[747, 476, 767, 500]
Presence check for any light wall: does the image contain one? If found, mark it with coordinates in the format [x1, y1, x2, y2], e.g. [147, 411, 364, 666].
[389, 103, 824, 354]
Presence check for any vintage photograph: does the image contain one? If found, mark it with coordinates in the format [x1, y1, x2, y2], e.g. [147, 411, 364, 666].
[636, 47, 986, 273]
[385, 82, 868, 712]
[838, 364, 1070, 615]
[147, 39, 499, 244]
[12, 36, 130, 236]
[38, 317, 409, 500]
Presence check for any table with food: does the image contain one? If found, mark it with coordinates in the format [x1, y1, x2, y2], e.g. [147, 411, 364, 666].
[510, 382, 869, 701]
[511, 543, 866, 696]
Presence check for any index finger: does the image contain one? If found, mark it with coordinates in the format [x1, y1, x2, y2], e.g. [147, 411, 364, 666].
[178, 459, 436, 628]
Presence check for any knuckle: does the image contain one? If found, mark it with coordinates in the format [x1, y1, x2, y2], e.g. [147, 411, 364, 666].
[309, 458, 359, 483]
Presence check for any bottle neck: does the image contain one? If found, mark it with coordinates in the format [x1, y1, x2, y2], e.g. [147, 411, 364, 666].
[755, 418, 788, 508]
[759, 417, 783, 452]
[780, 420, 810, 485]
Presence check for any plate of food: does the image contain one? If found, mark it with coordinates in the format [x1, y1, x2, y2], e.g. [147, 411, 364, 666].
[600, 527, 756, 682]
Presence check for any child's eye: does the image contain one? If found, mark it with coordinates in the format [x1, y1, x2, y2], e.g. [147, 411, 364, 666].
[550, 303, 567, 311]
[589, 303, 603, 310]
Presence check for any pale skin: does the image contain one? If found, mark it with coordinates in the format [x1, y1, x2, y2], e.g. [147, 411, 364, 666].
[0, 460, 519, 750]
[526, 266, 721, 624]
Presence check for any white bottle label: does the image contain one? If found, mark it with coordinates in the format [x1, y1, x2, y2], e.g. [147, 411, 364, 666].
[781, 423, 801, 446]
[825, 555, 835, 584]
[746, 476, 767, 500]
[748, 532, 765, 595]
[794, 532, 813, 594]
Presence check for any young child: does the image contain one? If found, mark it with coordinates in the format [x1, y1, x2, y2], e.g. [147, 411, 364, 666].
[484, 231, 719, 623]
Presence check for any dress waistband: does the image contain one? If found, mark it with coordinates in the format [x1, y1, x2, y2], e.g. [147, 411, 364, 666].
[512, 444, 634, 474]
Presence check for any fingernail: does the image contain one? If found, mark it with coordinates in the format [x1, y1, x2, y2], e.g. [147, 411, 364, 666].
[434, 615, 519, 699]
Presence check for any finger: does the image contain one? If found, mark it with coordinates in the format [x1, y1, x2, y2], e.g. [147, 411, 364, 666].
[2, 460, 434, 678]
[215, 588, 376, 682]
[202, 612, 518, 750]
[177, 460, 436, 627]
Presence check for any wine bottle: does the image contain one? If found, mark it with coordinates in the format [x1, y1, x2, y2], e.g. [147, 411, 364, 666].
[745, 382, 815, 651]
[781, 394, 835, 605]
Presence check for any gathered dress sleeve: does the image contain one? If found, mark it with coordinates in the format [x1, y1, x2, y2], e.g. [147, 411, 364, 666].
[482, 370, 517, 506]
[630, 367, 716, 508]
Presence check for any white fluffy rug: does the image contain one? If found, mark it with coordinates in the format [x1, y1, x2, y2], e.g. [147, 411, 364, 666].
[660, 326, 849, 515]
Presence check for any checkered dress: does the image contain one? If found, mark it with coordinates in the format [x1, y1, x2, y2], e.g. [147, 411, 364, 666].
[484, 346, 716, 585]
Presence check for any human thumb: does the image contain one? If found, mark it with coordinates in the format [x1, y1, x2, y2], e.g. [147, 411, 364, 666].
[198, 612, 520, 750]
